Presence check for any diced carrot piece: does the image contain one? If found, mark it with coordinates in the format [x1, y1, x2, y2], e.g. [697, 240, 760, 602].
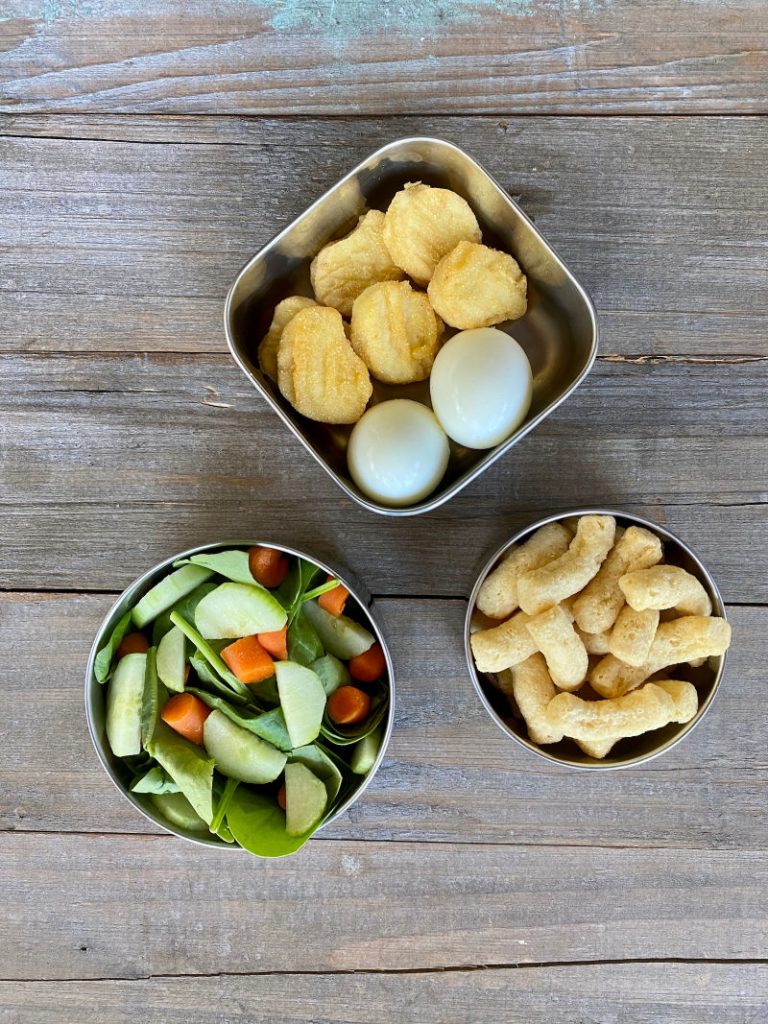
[221, 634, 275, 684]
[327, 685, 371, 726]
[258, 625, 288, 661]
[318, 577, 349, 617]
[248, 546, 289, 588]
[277, 783, 287, 811]
[160, 693, 211, 746]
[116, 632, 150, 658]
[348, 643, 386, 683]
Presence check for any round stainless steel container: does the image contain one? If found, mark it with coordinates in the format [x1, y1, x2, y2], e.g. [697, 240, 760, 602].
[86, 541, 395, 847]
[465, 508, 729, 770]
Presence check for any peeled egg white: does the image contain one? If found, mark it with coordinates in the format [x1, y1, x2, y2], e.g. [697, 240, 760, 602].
[429, 327, 533, 449]
[347, 399, 450, 507]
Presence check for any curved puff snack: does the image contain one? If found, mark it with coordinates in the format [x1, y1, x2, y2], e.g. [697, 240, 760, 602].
[619, 564, 713, 618]
[608, 606, 660, 668]
[476, 522, 572, 620]
[470, 611, 537, 674]
[524, 604, 588, 691]
[510, 653, 564, 745]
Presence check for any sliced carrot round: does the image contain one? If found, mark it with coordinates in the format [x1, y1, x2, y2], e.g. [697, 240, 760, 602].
[116, 632, 150, 658]
[248, 546, 290, 588]
[348, 643, 386, 683]
[160, 692, 211, 746]
[277, 783, 287, 811]
[327, 685, 371, 726]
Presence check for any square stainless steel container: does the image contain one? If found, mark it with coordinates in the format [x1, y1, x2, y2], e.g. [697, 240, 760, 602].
[225, 137, 598, 516]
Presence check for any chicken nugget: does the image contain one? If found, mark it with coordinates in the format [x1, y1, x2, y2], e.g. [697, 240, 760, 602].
[310, 210, 404, 318]
[258, 295, 317, 381]
[277, 306, 372, 424]
[350, 280, 442, 384]
[428, 241, 527, 330]
[382, 183, 482, 286]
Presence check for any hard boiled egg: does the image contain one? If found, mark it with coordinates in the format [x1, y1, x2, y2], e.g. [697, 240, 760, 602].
[429, 327, 533, 449]
[347, 399, 450, 507]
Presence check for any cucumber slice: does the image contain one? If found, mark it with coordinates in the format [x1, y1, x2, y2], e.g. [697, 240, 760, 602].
[141, 647, 166, 748]
[148, 723, 215, 825]
[133, 565, 214, 629]
[105, 652, 147, 757]
[275, 661, 326, 748]
[290, 744, 343, 803]
[194, 582, 287, 639]
[284, 762, 328, 836]
[302, 601, 375, 660]
[150, 791, 208, 833]
[350, 727, 382, 775]
[152, 581, 217, 645]
[157, 626, 187, 692]
[174, 550, 256, 585]
[310, 653, 350, 695]
[203, 710, 287, 784]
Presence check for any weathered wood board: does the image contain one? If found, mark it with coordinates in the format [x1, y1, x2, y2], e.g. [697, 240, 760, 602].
[1, 0, 767, 115]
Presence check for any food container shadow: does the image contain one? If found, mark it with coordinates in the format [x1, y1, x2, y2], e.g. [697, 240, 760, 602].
[225, 136, 598, 516]
[464, 508, 729, 771]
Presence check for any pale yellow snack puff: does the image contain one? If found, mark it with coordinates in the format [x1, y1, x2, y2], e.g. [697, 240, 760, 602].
[310, 210, 404, 317]
[427, 241, 527, 330]
[350, 280, 442, 384]
[609, 606, 660, 668]
[277, 306, 372, 424]
[576, 737, 618, 759]
[590, 615, 731, 698]
[470, 611, 536, 673]
[575, 626, 612, 656]
[382, 183, 481, 286]
[476, 522, 572, 620]
[573, 526, 663, 634]
[653, 680, 699, 723]
[517, 515, 616, 615]
[257, 295, 317, 381]
[525, 604, 588, 691]
[619, 564, 713, 617]
[510, 653, 564, 745]
[545, 682, 677, 742]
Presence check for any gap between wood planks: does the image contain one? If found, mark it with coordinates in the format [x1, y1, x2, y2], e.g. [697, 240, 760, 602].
[5, 958, 768, 985]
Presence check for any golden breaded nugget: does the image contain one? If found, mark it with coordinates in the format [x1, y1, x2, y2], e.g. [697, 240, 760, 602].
[608, 606, 659, 667]
[517, 515, 616, 615]
[525, 604, 588, 691]
[277, 306, 372, 424]
[619, 565, 713, 617]
[476, 522, 572, 620]
[382, 183, 481, 286]
[590, 615, 731, 698]
[258, 295, 317, 381]
[350, 280, 442, 384]
[510, 654, 564, 745]
[470, 611, 536, 673]
[545, 682, 677, 742]
[575, 626, 612, 656]
[428, 241, 527, 330]
[653, 680, 699, 723]
[310, 210, 404, 317]
[573, 526, 663, 634]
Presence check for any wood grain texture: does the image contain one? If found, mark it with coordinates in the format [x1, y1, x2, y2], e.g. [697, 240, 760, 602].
[0, 350, 764, 598]
[3, 594, 766, 848]
[3, 967, 767, 1024]
[2, 831, 768, 980]
[1, 1, 767, 115]
[1, 115, 766, 358]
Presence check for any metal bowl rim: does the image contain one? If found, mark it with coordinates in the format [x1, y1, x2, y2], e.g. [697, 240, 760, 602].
[223, 135, 598, 517]
[85, 540, 396, 849]
[464, 507, 729, 771]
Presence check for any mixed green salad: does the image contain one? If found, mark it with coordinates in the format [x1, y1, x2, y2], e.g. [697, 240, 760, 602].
[93, 545, 389, 857]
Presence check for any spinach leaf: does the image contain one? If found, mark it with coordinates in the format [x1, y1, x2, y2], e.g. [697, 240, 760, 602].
[174, 550, 263, 588]
[275, 558, 325, 619]
[287, 606, 324, 666]
[148, 722, 216, 825]
[189, 689, 291, 751]
[301, 579, 343, 604]
[140, 647, 167, 748]
[131, 765, 180, 795]
[226, 786, 316, 858]
[210, 776, 240, 835]
[94, 609, 133, 684]
[170, 610, 251, 702]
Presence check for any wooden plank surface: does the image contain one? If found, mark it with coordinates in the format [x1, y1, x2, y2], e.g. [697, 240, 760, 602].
[3, 832, 768, 980]
[1, 1, 767, 115]
[4, 594, 766, 849]
[1, 115, 766, 358]
[1, 351, 765, 599]
[2, 966, 767, 1024]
